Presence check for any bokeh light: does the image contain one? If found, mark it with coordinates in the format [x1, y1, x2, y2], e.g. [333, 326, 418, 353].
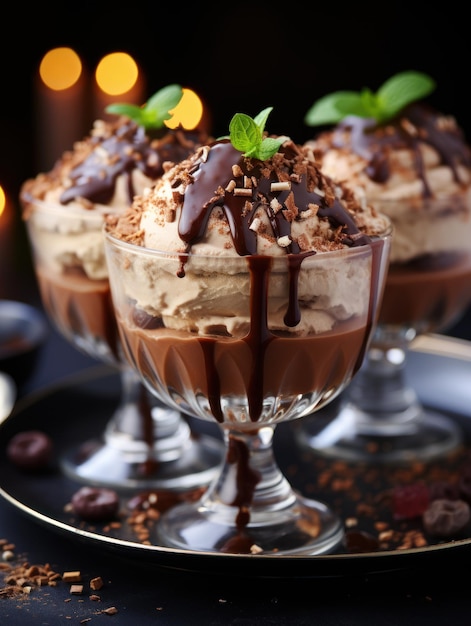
[165, 88, 203, 130]
[0, 186, 6, 219]
[39, 48, 83, 91]
[95, 52, 139, 96]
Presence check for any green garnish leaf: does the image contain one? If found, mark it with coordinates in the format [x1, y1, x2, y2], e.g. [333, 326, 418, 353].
[106, 84, 184, 129]
[304, 71, 436, 126]
[228, 107, 288, 159]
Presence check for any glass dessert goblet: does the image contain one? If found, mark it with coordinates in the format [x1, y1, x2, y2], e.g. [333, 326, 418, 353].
[104, 227, 391, 555]
[21, 196, 223, 490]
[297, 195, 471, 463]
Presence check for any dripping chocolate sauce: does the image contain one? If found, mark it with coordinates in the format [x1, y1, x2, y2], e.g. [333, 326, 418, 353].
[329, 103, 471, 196]
[60, 121, 206, 206]
[174, 140, 376, 424]
[147, 139, 387, 548]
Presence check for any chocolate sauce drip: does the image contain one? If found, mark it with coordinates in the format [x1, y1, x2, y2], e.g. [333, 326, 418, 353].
[60, 122, 203, 206]
[178, 140, 378, 423]
[330, 104, 471, 195]
[180, 140, 368, 258]
[227, 435, 262, 517]
[136, 386, 159, 477]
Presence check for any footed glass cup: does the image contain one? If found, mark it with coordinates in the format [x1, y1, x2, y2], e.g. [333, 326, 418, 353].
[297, 196, 471, 463]
[21, 196, 223, 490]
[104, 227, 391, 555]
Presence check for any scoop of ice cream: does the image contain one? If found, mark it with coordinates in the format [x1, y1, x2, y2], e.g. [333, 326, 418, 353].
[20, 116, 210, 279]
[105, 137, 390, 336]
[305, 103, 471, 263]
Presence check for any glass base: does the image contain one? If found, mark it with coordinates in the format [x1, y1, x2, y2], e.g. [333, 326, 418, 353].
[156, 494, 344, 555]
[61, 403, 224, 491]
[296, 402, 463, 464]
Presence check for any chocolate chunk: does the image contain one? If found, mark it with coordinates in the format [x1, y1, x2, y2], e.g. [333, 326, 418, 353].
[422, 498, 471, 537]
[6, 430, 53, 470]
[344, 530, 380, 553]
[132, 308, 164, 329]
[71, 486, 120, 521]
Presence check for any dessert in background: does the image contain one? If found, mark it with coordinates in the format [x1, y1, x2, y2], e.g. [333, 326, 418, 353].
[304, 70, 471, 333]
[299, 71, 471, 461]
[104, 108, 391, 554]
[19, 85, 223, 490]
[21, 84, 210, 362]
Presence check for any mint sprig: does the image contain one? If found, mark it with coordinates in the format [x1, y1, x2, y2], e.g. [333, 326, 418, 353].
[106, 84, 184, 129]
[228, 107, 289, 160]
[304, 71, 436, 127]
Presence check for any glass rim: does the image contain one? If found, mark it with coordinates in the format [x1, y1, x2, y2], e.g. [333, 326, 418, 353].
[103, 221, 392, 262]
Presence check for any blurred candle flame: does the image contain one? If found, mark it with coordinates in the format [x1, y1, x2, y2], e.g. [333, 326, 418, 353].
[36, 47, 87, 170]
[39, 47, 83, 91]
[94, 52, 144, 119]
[165, 88, 204, 131]
[95, 52, 139, 95]
[0, 186, 5, 220]
[0, 184, 13, 297]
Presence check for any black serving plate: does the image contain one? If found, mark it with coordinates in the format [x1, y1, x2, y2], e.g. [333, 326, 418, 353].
[1, 335, 471, 579]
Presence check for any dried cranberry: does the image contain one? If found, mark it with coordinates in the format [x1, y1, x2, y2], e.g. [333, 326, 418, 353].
[422, 499, 471, 537]
[7, 430, 53, 470]
[392, 483, 430, 520]
[71, 486, 120, 521]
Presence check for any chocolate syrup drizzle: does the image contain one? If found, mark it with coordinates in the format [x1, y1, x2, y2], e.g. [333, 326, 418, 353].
[179, 140, 370, 258]
[329, 103, 471, 197]
[173, 140, 379, 424]
[60, 120, 205, 206]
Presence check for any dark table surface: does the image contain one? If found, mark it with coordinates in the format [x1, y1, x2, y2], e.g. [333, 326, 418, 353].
[2, 300, 471, 625]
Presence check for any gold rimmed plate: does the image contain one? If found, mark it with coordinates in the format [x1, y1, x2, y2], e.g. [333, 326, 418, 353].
[1, 336, 471, 579]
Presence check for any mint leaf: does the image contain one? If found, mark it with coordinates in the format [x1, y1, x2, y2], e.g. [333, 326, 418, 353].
[255, 136, 287, 161]
[377, 71, 436, 121]
[305, 71, 436, 126]
[229, 113, 262, 154]
[106, 84, 183, 129]
[304, 92, 368, 125]
[228, 108, 289, 160]
[253, 107, 273, 135]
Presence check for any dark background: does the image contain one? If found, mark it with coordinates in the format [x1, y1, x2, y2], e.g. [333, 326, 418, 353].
[2, 4, 469, 193]
[1, 2, 471, 337]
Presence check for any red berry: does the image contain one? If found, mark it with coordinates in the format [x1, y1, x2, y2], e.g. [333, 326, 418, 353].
[392, 483, 430, 520]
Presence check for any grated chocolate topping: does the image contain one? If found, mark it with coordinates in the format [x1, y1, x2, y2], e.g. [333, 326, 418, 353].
[108, 137, 383, 257]
[177, 139, 372, 256]
[314, 103, 471, 197]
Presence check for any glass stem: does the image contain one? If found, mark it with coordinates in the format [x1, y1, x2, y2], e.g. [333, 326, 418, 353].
[348, 341, 422, 428]
[203, 426, 296, 520]
[104, 366, 190, 461]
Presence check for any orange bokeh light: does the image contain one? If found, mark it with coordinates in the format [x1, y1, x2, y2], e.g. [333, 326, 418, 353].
[95, 53, 139, 96]
[0, 186, 6, 219]
[165, 88, 203, 131]
[39, 48, 83, 91]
